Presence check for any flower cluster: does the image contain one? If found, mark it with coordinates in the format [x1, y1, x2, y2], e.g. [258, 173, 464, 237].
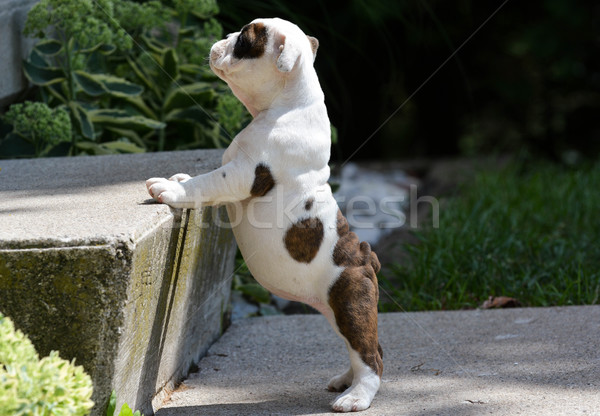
[0, 312, 94, 416]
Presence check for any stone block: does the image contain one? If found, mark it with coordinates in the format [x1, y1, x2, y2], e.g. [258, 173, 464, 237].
[0, 0, 38, 107]
[0, 149, 237, 415]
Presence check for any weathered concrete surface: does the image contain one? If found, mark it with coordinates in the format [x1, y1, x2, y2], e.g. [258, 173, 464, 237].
[0, 0, 38, 107]
[0, 150, 237, 415]
[157, 306, 600, 416]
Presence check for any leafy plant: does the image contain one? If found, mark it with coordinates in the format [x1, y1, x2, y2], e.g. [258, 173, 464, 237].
[106, 390, 143, 416]
[2, 101, 72, 157]
[1, 0, 248, 158]
[108, 0, 235, 151]
[0, 312, 94, 416]
[20, 0, 156, 155]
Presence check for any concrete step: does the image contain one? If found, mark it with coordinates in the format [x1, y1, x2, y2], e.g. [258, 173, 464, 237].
[157, 306, 599, 416]
[0, 150, 237, 415]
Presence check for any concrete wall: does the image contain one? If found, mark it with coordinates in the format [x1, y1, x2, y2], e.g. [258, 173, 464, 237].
[0, 0, 38, 107]
[0, 149, 237, 415]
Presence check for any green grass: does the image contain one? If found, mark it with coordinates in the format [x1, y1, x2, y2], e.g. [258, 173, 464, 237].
[380, 160, 600, 311]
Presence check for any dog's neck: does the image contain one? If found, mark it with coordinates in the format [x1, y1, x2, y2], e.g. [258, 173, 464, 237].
[232, 66, 324, 118]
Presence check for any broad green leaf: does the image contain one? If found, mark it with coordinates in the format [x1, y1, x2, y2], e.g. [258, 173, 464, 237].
[73, 71, 105, 97]
[69, 102, 95, 139]
[179, 27, 195, 37]
[76, 141, 112, 155]
[106, 390, 116, 416]
[237, 283, 271, 304]
[73, 71, 144, 97]
[162, 48, 179, 80]
[165, 107, 208, 123]
[102, 141, 145, 153]
[164, 82, 215, 113]
[98, 44, 117, 55]
[29, 49, 48, 67]
[44, 83, 68, 105]
[259, 304, 282, 316]
[34, 39, 63, 56]
[179, 64, 203, 75]
[330, 124, 338, 144]
[0, 132, 35, 158]
[104, 127, 145, 147]
[23, 60, 65, 86]
[142, 35, 167, 55]
[89, 109, 166, 131]
[119, 96, 158, 120]
[79, 43, 116, 55]
[119, 403, 134, 416]
[91, 74, 144, 97]
[126, 56, 159, 97]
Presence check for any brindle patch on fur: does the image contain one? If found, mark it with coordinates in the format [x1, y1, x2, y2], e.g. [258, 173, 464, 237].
[329, 209, 383, 376]
[250, 163, 275, 197]
[233, 23, 269, 60]
[284, 217, 324, 263]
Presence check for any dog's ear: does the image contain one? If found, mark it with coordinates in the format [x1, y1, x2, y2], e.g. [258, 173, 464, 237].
[275, 33, 301, 73]
[307, 36, 319, 61]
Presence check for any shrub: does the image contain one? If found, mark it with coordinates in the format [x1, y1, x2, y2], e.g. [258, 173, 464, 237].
[0, 0, 248, 158]
[0, 312, 94, 416]
[2, 101, 72, 157]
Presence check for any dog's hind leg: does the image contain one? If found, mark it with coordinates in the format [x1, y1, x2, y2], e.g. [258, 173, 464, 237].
[327, 268, 383, 412]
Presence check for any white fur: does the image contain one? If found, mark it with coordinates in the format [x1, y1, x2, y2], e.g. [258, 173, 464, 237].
[147, 18, 379, 412]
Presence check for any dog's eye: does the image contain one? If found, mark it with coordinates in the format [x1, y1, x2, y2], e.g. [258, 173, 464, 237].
[234, 33, 250, 58]
[236, 35, 248, 50]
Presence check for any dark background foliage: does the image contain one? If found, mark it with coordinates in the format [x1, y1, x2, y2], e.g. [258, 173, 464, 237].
[217, 0, 600, 163]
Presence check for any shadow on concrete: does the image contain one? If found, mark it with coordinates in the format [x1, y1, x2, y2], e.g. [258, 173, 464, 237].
[135, 209, 189, 415]
[0, 149, 222, 193]
[155, 401, 330, 416]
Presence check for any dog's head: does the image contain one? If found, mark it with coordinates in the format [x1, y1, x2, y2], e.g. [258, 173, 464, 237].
[209, 18, 319, 116]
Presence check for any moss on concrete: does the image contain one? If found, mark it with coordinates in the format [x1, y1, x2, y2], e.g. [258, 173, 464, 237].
[0, 149, 237, 415]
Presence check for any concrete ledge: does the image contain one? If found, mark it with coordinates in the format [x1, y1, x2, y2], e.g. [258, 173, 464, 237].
[0, 150, 237, 415]
[158, 306, 600, 415]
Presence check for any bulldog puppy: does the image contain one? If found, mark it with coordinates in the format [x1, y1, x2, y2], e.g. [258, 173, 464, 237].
[146, 18, 382, 412]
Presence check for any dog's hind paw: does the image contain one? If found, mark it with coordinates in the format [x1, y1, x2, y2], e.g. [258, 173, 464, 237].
[327, 368, 353, 392]
[331, 391, 371, 412]
[330, 370, 379, 412]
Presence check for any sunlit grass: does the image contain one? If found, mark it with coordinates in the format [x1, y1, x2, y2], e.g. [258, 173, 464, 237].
[380, 160, 600, 311]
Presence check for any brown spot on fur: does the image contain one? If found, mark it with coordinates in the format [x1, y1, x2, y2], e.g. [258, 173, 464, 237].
[304, 197, 314, 211]
[233, 23, 268, 60]
[329, 209, 383, 376]
[250, 163, 275, 197]
[284, 217, 324, 263]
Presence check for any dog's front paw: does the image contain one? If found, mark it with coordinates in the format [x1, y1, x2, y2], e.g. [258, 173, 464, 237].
[168, 173, 192, 182]
[146, 177, 196, 208]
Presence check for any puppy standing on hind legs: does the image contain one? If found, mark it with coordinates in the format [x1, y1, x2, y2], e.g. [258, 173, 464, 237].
[146, 18, 382, 412]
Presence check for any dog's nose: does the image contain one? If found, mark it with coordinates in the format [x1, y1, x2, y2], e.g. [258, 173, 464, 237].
[210, 47, 221, 64]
